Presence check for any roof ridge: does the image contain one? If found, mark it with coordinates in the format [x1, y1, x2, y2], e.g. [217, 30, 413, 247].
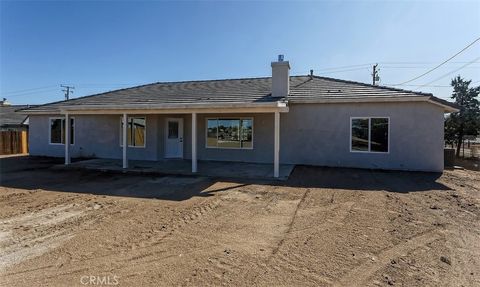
[291, 77, 313, 88]
[152, 75, 272, 85]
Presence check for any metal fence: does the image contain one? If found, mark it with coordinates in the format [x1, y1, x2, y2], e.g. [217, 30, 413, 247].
[445, 141, 480, 159]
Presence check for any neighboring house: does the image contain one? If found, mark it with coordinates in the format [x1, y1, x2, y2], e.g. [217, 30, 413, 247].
[0, 101, 33, 154]
[20, 56, 458, 176]
[0, 102, 30, 131]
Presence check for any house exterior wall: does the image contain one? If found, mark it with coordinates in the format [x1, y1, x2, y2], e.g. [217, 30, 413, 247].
[27, 101, 445, 172]
[280, 102, 445, 172]
[29, 114, 159, 160]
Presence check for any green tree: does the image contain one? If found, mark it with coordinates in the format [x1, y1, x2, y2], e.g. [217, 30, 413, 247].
[445, 76, 480, 156]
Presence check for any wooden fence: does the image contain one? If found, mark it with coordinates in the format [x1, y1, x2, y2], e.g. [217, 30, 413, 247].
[0, 131, 28, 155]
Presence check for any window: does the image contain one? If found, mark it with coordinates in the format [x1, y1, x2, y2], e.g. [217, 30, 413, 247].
[49, 117, 74, 145]
[350, 117, 389, 153]
[370, 118, 389, 152]
[168, 121, 179, 139]
[351, 118, 369, 151]
[120, 116, 146, 147]
[206, 118, 253, 149]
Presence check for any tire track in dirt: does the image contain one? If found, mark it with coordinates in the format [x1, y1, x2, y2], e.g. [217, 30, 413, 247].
[2, 196, 224, 283]
[0, 204, 88, 272]
[239, 188, 311, 285]
[273, 252, 334, 285]
[256, 199, 355, 286]
[333, 228, 444, 287]
[269, 188, 311, 259]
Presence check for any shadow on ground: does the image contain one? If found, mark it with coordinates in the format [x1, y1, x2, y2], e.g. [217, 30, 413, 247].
[0, 156, 452, 201]
[285, 165, 450, 193]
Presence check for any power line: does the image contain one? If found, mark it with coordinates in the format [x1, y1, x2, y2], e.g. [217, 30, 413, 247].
[311, 67, 371, 75]
[387, 84, 452, 88]
[380, 61, 480, 65]
[304, 61, 480, 74]
[395, 36, 480, 85]
[314, 63, 373, 72]
[382, 65, 480, 69]
[418, 56, 480, 87]
[2, 85, 57, 95]
[291, 67, 369, 75]
[76, 83, 144, 86]
[3, 88, 59, 98]
[324, 67, 371, 74]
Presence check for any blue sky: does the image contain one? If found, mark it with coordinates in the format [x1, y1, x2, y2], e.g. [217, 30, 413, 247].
[1, 1, 479, 105]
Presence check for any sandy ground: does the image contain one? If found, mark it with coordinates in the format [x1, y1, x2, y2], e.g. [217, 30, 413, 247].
[0, 156, 479, 287]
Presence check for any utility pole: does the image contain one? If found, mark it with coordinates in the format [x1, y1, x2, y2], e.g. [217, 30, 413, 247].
[61, 85, 74, 100]
[372, 64, 380, 85]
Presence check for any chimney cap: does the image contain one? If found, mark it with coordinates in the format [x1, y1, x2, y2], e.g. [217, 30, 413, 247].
[278, 54, 284, 62]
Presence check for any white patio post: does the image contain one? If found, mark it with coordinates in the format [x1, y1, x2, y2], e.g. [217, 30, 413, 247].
[274, 111, 280, 178]
[64, 112, 70, 165]
[192, 112, 197, 173]
[122, 113, 128, 169]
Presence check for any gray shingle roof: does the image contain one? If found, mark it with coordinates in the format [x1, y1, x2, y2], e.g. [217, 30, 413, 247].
[290, 76, 432, 99]
[21, 75, 457, 113]
[0, 105, 30, 127]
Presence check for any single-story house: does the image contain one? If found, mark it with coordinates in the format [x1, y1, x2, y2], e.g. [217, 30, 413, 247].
[0, 102, 30, 132]
[20, 56, 458, 177]
[0, 101, 32, 155]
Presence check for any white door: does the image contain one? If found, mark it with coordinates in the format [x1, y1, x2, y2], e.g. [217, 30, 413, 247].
[165, 118, 184, 158]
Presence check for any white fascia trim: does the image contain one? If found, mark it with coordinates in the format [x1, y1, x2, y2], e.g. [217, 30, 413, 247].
[427, 99, 459, 113]
[61, 101, 286, 110]
[291, 96, 458, 113]
[58, 102, 288, 115]
[24, 101, 289, 115]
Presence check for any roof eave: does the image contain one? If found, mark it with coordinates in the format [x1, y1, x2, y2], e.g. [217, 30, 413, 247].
[20, 101, 288, 115]
[427, 96, 460, 113]
[289, 95, 459, 113]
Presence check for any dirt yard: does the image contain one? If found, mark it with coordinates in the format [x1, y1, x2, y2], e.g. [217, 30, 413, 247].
[0, 156, 479, 287]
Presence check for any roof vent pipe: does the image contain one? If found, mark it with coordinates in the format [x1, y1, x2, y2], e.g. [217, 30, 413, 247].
[310, 69, 314, 79]
[271, 55, 290, 98]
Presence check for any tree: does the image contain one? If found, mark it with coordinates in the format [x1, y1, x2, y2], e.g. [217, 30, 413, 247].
[444, 76, 480, 157]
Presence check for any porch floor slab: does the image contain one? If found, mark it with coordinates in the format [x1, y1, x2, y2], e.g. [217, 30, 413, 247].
[60, 159, 295, 180]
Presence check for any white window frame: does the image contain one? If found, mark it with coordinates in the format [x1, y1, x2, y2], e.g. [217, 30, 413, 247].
[205, 117, 254, 150]
[119, 116, 146, 148]
[48, 117, 75, 145]
[350, 117, 390, 154]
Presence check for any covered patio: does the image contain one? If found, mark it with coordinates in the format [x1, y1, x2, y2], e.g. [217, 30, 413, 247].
[59, 158, 295, 180]
[25, 58, 294, 178]
[60, 102, 289, 179]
